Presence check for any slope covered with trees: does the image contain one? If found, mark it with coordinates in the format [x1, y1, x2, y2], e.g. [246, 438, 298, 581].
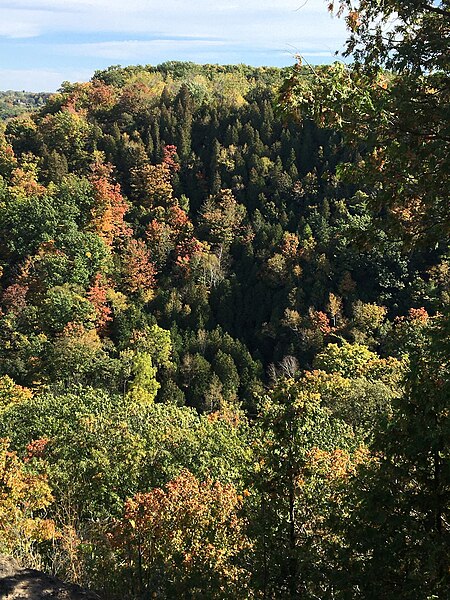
[0, 92, 50, 120]
[0, 2, 448, 594]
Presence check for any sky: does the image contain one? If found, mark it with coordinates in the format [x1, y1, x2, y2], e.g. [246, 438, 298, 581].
[0, 0, 348, 91]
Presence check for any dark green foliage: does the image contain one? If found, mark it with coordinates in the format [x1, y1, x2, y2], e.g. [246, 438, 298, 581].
[341, 317, 450, 598]
[0, 52, 448, 599]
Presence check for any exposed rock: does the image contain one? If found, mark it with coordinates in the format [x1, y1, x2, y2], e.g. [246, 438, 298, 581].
[0, 556, 100, 600]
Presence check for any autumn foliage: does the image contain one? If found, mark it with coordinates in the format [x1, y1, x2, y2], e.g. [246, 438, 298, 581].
[111, 470, 251, 598]
[90, 162, 131, 245]
[122, 239, 157, 296]
[0, 50, 448, 598]
[0, 438, 56, 553]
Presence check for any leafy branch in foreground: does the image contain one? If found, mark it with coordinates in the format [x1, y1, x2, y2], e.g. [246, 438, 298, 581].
[280, 1, 449, 244]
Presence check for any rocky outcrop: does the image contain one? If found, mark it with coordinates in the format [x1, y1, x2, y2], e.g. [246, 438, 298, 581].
[0, 556, 100, 600]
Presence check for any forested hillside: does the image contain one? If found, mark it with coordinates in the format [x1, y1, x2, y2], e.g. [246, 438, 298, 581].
[0, 91, 50, 120]
[0, 62, 443, 406]
[0, 1, 448, 596]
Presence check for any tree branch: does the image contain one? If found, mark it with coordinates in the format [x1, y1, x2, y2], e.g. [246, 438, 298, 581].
[420, 2, 450, 18]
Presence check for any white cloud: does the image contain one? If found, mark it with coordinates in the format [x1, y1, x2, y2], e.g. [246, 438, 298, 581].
[0, 12, 41, 38]
[2, 1, 305, 11]
[0, 68, 91, 91]
[0, 1, 344, 42]
[65, 39, 228, 60]
[0, 1, 348, 89]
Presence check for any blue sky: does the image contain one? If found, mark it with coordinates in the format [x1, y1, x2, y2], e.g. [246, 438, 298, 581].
[0, 0, 348, 91]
